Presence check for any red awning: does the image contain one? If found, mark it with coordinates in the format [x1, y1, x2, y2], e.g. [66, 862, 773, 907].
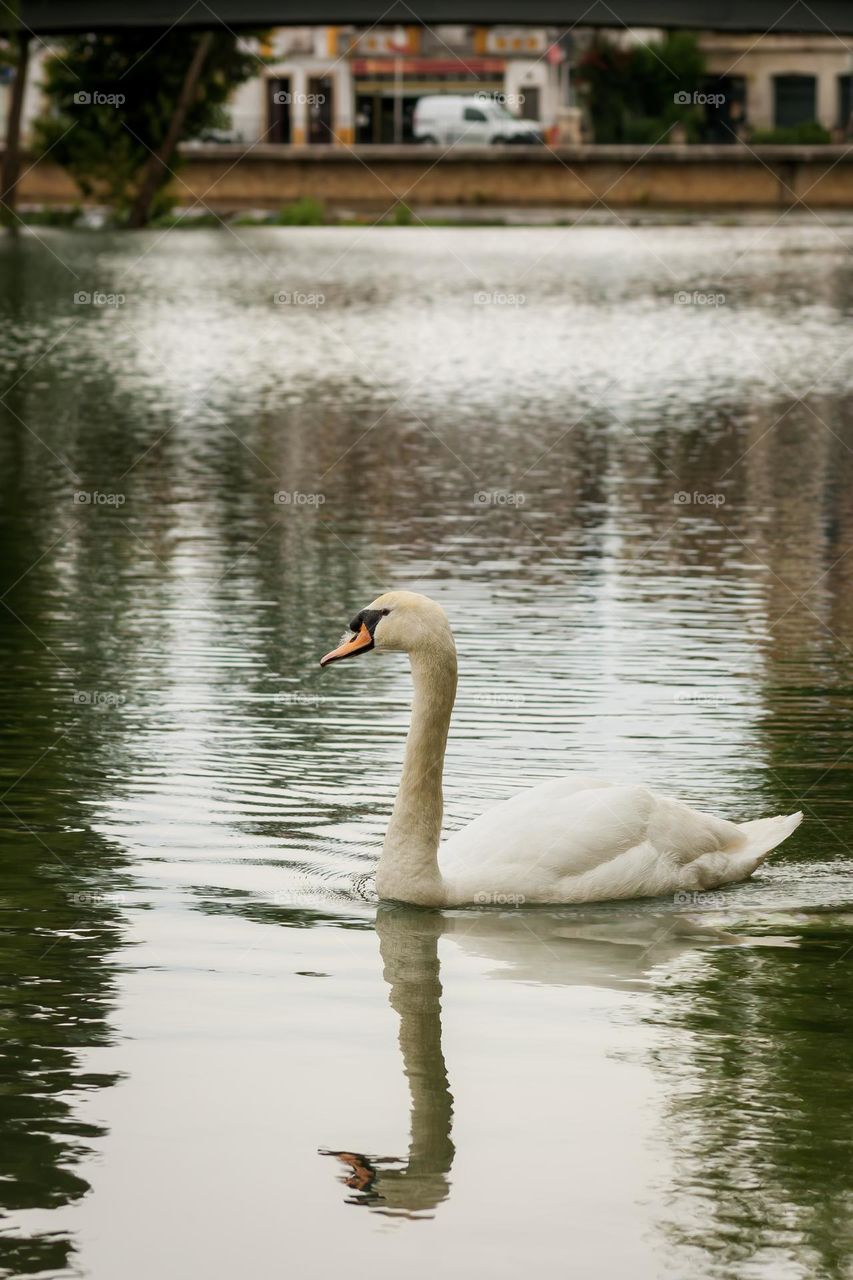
[352, 58, 505, 75]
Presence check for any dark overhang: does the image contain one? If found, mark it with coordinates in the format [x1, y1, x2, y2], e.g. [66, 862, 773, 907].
[4, 0, 853, 34]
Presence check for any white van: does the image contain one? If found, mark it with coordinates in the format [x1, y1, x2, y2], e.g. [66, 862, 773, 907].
[412, 95, 543, 145]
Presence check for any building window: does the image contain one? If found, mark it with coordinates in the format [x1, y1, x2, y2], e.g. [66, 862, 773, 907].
[698, 75, 747, 143]
[840, 74, 852, 132]
[307, 77, 334, 144]
[268, 79, 291, 144]
[519, 87, 540, 122]
[773, 74, 817, 129]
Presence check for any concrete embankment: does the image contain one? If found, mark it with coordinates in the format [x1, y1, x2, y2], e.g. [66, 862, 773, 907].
[10, 143, 853, 211]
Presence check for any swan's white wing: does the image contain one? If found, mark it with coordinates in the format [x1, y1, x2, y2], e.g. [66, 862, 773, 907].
[439, 777, 802, 905]
[440, 778, 653, 893]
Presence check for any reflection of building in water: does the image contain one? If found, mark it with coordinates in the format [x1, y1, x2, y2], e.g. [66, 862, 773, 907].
[737, 396, 853, 821]
[739, 395, 853, 643]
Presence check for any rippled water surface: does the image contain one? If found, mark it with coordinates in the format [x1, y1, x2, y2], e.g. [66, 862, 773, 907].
[2, 222, 853, 1279]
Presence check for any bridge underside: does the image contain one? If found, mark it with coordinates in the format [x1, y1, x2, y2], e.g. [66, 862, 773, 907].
[7, 0, 853, 34]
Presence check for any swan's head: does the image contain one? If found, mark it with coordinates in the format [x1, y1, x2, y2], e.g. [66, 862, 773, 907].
[320, 590, 454, 668]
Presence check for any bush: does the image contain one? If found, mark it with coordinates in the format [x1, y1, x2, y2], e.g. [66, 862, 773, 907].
[750, 122, 832, 144]
[274, 197, 326, 225]
[390, 201, 414, 225]
[574, 31, 707, 144]
[20, 206, 84, 226]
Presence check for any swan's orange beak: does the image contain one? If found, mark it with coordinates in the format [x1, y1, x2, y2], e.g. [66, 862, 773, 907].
[320, 623, 375, 668]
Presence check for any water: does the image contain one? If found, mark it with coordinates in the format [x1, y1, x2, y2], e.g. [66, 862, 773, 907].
[1, 220, 853, 1279]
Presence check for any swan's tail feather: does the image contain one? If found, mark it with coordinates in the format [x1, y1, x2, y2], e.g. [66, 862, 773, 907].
[736, 810, 803, 865]
[683, 810, 803, 891]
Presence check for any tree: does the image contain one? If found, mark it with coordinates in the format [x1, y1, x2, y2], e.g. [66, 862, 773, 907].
[33, 29, 266, 225]
[1, 32, 31, 227]
[574, 32, 708, 144]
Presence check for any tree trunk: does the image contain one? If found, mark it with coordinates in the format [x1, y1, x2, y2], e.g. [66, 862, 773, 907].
[127, 31, 214, 229]
[1, 31, 32, 229]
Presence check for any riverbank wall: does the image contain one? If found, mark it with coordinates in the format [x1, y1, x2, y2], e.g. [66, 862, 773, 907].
[9, 143, 853, 212]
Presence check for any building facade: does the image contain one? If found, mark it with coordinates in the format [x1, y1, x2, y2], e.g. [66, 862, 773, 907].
[2, 26, 851, 149]
[228, 25, 567, 145]
[698, 33, 852, 135]
[226, 26, 853, 144]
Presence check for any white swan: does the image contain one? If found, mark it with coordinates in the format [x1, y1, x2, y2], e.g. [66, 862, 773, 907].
[320, 591, 803, 907]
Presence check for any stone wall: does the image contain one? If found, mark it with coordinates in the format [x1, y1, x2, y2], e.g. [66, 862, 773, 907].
[10, 143, 853, 211]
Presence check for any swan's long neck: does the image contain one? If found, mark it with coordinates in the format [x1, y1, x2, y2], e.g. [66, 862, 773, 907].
[376, 638, 457, 906]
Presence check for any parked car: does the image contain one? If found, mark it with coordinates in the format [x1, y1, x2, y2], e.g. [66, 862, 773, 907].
[412, 95, 543, 145]
[185, 126, 245, 146]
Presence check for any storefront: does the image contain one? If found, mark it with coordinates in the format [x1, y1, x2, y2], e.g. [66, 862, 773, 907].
[352, 57, 505, 144]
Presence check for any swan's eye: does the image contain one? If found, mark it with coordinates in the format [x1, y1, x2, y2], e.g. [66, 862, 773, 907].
[348, 607, 390, 634]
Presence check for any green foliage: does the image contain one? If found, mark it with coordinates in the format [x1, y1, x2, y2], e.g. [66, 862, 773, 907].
[19, 205, 83, 226]
[750, 122, 832, 144]
[574, 31, 708, 144]
[148, 209, 225, 228]
[390, 201, 414, 225]
[273, 197, 326, 225]
[32, 31, 266, 222]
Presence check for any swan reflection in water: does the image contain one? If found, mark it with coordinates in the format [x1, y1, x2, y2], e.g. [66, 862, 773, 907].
[322, 907, 454, 1218]
[321, 900, 797, 1216]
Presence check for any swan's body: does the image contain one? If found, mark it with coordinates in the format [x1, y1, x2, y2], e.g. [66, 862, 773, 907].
[438, 775, 802, 906]
[320, 591, 802, 908]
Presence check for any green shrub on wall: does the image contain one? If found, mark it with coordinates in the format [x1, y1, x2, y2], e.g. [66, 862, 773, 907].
[574, 31, 707, 144]
[750, 122, 832, 144]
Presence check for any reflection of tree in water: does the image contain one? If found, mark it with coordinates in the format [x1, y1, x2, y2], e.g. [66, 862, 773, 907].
[0, 376, 126, 1275]
[322, 905, 454, 1217]
[0, 674, 125, 1277]
[0, 859, 123, 1276]
[652, 932, 853, 1280]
